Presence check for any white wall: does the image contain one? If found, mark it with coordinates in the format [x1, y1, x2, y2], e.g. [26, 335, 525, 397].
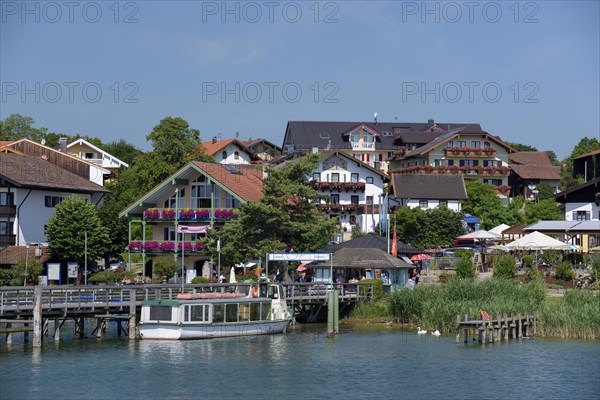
[14, 188, 90, 245]
[89, 165, 107, 186]
[402, 199, 462, 212]
[215, 145, 251, 165]
[565, 202, 599, 221]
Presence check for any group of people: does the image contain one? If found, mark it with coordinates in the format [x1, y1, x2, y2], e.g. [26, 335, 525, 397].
[408, 263, 423, 288]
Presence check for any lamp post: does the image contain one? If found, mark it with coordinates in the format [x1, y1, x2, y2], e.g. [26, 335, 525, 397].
[84, 226, 92, 286]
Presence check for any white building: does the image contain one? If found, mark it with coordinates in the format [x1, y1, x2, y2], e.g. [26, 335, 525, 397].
[67, 138, 129, 170]
[390, 173, 468, 212]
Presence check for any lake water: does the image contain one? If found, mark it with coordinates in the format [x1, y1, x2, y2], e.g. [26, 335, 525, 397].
[1, 324, 599, 400]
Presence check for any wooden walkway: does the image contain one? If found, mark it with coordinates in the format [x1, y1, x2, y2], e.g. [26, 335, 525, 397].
[455, 314, 536, 344]
[0, 282, 373, 345]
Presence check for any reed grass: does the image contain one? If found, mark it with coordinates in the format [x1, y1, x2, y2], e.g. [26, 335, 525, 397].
[537, 290, 600, 340]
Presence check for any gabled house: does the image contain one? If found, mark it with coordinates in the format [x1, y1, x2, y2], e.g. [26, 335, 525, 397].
[200, 138, 261, 165]
[0, 138, 110, 186]
[573, 149, 600, 182]
[66, 138, 129, 170]
[391, 173, 468, 212]
[508, 152, 561, 198]
[0, 152, 109, 248]
[239, 138, 282, 161]
[282, 119, 479, 172]
[388, 126, 515, 194]
[119, 162, 264, 280]
[553, 177, 600, 222]
[311, 151, 389, 237]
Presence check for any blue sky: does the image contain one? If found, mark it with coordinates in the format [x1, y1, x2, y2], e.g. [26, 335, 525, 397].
[1, 1, 598, 159]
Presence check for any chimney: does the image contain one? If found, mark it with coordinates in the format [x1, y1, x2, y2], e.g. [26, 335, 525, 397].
[428, 118, 434, 124]
[59, 137, 67, 153]
[212, 136, 217, 144]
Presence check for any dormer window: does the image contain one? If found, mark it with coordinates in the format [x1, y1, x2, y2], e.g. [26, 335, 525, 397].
[319, 132, 330, 139]
[350, 131, 359, 144]
[234, 151, 239, 160]
[222, 151, 227, 159]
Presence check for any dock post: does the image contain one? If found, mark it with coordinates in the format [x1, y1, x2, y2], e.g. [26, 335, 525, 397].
[5, 322, 12, 345]
[510, 315, 516, 338]
[463, 314, 469, 343]
[33, 285, 43, 348]
[518, 314, 522, 339]
[54, 317, 61, 342]
[333, 290, 339, 334]
[327, 291, 335, 337]
[503, 314, 509, 341]
[129, 289, 137, 340]
[455, 315, 460, 343]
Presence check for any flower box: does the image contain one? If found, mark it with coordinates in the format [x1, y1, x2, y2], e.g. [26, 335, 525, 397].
[178, 242, 193, 251]
[159, 241, 175, 252]
[128, 241, 143, 251]
[144, 241, 159, 252]
[179, 208, 195, 220]
[214, 209, 237, 219]
[194, 242, 204, 252]
[196, 209, 210, 220]
[161, 208, 175, 219]
[144, 209, 160, 220]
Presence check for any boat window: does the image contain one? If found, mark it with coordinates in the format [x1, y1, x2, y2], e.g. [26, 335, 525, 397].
[212, 304, 224, 323]
[239, 304, 250, 321]
[250, 303, 260, 321]
[226, 304, 238, 323]
[262, 303, 271, 320]
[149, 306, 172, 321]
[185, 304, 208, 322]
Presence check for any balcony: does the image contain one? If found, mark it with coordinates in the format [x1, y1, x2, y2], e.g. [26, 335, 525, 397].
[313, 182, 366, 192]
[128, 241, 205, 254]
[143, 208, 238, 222]
[444, 147, 496, 157]
[0, 205, 16, 217]
[318, 203, 381, 214]
[391, 165, 510, 176]
[0, 234, 16, 247]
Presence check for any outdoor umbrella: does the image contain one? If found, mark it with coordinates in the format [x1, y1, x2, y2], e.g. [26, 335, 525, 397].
[505, 231, 572, 251]
[229, 266, 236, 283]
[297, 263, 309, 272]
[458, 230, 502, 240]
[410, 254, 432, 261]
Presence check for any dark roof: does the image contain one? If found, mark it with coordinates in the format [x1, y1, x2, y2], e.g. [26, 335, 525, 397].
[553, 177, 600, 203]
[283, 121, 481, 152]
[574, 149, 600, 159]
[0, 246, 51, 267]
[0, 153, 109, 193]
[509, 152, 554, 166]
[318, 151, 389, 179]
[310, 247, 412, 269]
[319, 233, 423, 254]
[510, 165, 561, 180]
[502, 223, 529, 235]
[391, 173, 467, 200]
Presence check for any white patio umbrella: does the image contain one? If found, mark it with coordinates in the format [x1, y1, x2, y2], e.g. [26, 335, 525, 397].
[458, 230, 502, 240]
[489, 224, 510, 235]
[229, 266, 237, 283]
[505, 231, 572, 251]
[202, 261, 211, 279]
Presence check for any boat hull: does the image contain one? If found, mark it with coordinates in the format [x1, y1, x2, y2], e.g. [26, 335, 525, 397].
[139, 319, 292, 340]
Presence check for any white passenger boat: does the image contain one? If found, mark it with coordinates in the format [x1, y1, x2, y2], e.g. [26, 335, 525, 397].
[138, 283, 293, 340]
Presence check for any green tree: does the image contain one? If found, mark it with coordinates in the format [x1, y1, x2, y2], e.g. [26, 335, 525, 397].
[506, 142, 538, 152]
[146, 116, 211, 165]
[535, 182, 555, 200]
[524, 199, 562, 223]
[8, 259, 45, 286]
[153, 257, 178, 282]
[102, 139, 143, 166]
[463, 180, 519, 229]
[46, 195, 110, 267]
[560, 137, 600, 189]
[392, 206, 464, 248]
[0, 114, 48, 141]
[202, 154, 338, 266]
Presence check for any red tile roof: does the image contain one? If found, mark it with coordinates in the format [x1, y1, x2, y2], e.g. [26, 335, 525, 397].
[0, 246, 50, 266]
[509, 152, 554, 166]
[510, 164, 561, 180]
[193, 162, 264, 203]
[200, 139, 237, 156]
[574, 149, 600, 159]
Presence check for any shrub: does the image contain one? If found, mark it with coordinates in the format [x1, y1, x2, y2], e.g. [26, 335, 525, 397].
[358, 279, 383, 301]
[591, 256, 600, 281]
[192, 276, 210, 284]
[454, 250, 475, 279]
[494, 255, 517, 279]
[541, 250, 561, 265]
[526, 266, 543, 281]
[153, 257, 177, 282]
[555, 262, 575, 281]
[522, 255, 534, 268]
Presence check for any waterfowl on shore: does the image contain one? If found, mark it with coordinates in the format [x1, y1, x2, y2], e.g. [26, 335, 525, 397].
[432, 329, 441, 336]
[417, 327, 427, 334]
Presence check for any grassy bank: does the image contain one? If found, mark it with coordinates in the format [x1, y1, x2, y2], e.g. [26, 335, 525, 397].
[349, 279, 600, 340]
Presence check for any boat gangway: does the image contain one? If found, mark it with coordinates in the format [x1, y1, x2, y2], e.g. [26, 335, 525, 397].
[0, 282, 373, 346]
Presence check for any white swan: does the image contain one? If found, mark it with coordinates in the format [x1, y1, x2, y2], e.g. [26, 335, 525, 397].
[432, 329, 441, 336]
[417, 327, 427, 334]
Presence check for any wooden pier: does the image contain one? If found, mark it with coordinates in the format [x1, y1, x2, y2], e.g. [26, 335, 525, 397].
[1, 282, 372, 346]
[455, 314, 536, 344]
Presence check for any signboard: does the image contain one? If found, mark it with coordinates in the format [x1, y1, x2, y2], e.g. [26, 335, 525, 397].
[186, 269, 197, 283]
[47, 263, 61, 281]
[67, 263, 79, 279]
[267, 253, 331, 262]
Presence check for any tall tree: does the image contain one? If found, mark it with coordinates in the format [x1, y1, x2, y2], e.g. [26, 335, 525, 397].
[462, 180, 519, 229]
[505, 142, 538, 152]
[392, 206, 464, 248]
[102, 139, 142, 166]
[46, 195, 110, 267]
[146, 116, 208, 165]
[202, 154, 338, 267]
[524, 199, 562, 223]
[560, 137, 600, 189]
[0, 114, 47, 141]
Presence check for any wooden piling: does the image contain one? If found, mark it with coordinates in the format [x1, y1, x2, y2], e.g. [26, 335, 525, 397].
[33, 285, 42, 348]
[327, 291, 334, 337]
[128, 289, 137, 340]
[333, 290, 339, 334]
